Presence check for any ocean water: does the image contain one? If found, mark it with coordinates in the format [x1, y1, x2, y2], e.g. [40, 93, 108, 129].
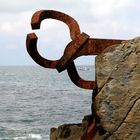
[0, 66, 95, 140]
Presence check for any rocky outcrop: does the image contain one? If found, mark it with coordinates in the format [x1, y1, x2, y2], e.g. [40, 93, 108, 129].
[50, 37, 140, 140]
[50, 124, 83, 140]
[95, 37, 140, 139]
[50, 115, 103, 140]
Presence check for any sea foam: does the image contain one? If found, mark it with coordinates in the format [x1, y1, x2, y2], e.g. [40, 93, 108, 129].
[28, 133, 42, 139]
[13, 134, 42, 140]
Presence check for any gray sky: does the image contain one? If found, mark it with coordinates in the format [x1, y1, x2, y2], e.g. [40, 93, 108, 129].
[0, 0, 140, 65]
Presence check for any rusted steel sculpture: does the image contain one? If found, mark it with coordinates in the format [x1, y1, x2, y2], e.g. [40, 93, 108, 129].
[26, 10, 126, 140]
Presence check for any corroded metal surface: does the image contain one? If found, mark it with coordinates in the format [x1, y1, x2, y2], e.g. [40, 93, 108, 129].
[27, 10, 81, 69]
[26, 10, 126, 90]
[67, 61, 97, 89]
[57, 38, 124, 72]
[31, 10, 81, 40]
[56, 33, 89, 72]
[26, 10, 128, 140]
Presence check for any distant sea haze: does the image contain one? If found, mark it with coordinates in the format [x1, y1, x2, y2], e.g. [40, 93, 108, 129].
[0, 66, 94, 140]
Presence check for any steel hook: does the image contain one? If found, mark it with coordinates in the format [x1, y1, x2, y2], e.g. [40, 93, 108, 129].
[26, 10, 127, 90]
[26, 10, 82, 68]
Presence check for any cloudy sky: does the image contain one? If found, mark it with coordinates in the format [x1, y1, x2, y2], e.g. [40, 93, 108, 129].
[0, 0, 140, 66]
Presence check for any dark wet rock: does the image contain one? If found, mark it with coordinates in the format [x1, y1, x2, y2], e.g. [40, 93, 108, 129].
[50, 124, 83, 140]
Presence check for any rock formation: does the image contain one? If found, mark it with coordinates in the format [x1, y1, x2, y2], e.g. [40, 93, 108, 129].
[50, 124, 83, 140]
[50, 115, 102, 140]
[50, 37, 140, 140]
[95, 37, 140, 139]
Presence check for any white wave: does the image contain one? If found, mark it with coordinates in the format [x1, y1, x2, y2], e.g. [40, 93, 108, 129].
[28, 133, 42, 139]
[13, 134, 42, 140]
[13, 136, 27, 140]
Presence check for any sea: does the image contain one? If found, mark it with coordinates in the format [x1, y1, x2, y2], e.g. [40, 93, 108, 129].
[0, 66, 95, 140]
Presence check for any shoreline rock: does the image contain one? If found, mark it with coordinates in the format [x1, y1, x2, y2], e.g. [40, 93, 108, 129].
[95, 37, 140, 139]
[50, 123, 83, 140]
[50, 37, 140, 140]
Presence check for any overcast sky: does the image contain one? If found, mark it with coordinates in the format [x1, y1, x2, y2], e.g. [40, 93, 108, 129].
[0, 0, 140, 66]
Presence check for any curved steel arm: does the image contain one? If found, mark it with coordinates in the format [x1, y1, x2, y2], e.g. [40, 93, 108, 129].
[26, 10, 83, 69]
[26, 10, 126, 90]
[31, 10, 81, 40]
[56, 32, 89, 72]
[67, 61, 97, 90]
[26, 33, 58, 68]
